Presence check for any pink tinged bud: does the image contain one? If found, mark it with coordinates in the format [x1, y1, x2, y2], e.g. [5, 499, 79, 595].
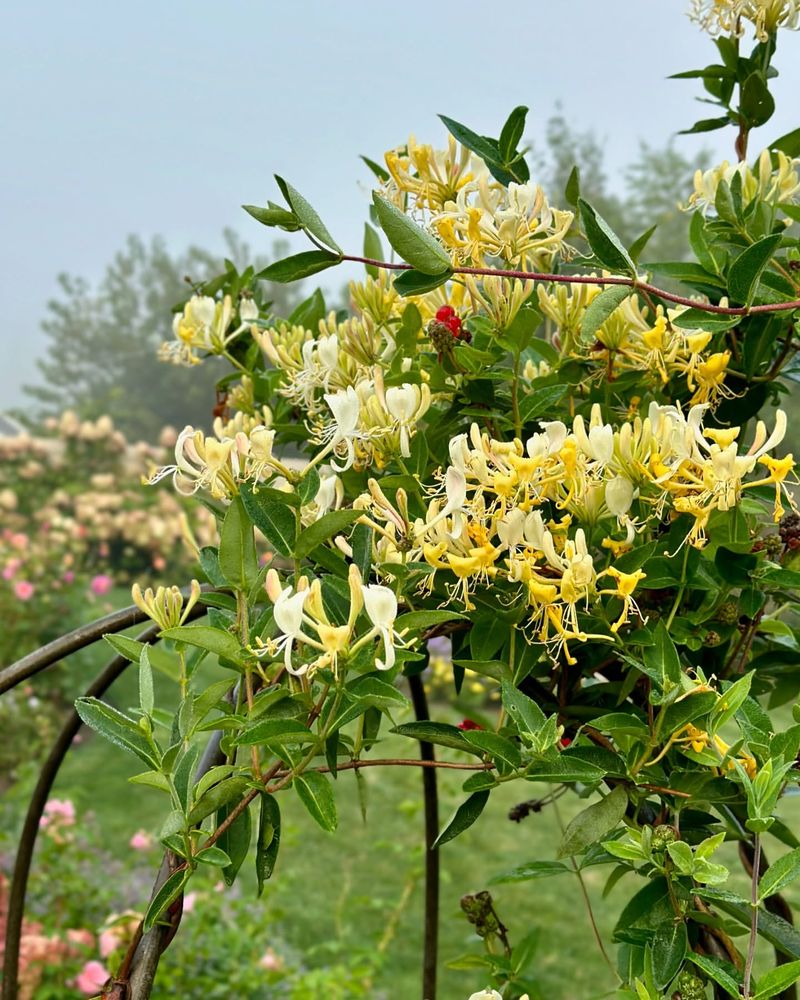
[265, 568, 283, 603]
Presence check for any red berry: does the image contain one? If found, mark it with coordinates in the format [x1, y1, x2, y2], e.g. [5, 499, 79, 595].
[457, 719, 482, 731]
[559, 736, 572, 748]
[435, 305, 456, 322]
[445, 316, 462, 336]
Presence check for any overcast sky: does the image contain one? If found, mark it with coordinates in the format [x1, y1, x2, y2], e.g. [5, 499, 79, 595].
[3, 1, 800, 411]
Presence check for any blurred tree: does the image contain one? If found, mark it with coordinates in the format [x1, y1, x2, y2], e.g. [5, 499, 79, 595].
[532, 107, 710, 261]
[24, 231, 301, 441]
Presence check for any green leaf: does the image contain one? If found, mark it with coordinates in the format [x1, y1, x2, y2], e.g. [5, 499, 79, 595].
[372, 194, 451, 275]
[391, 720, 476, 753]
[75, 697, 160, 770]
[394, 609, 466, 632]
[557, 786, 628, 858]
[242, 203, 300, 230]
[728, 234, 782, 306]
[288, 288, 327, 329]
[363, 223, 383, 278]
[257, 250, 340, 284]
[240, 482, 296, 557]
[678, 115, 731, 135]
[188, 776, 250, 824]
[699, 888, 800, 958]
[461, 730, 521, 770]
[294, 509, 361, 561]
[754, 960, 800, 999]
[393, 268, 451, 296]
[501, 680, 546, 737]
[274, 176, 342, 254]
[143, 868, 189, 931]
[217, 801, 252, 886]
[518, 385, 568, 424]
[138, 647, 154, 718]
[196, 846, 232, 868]
[740, 71, 775, 129]
[294, 771, 337, 832]
[651, 919, 687, 990]
[643, 621, 681, 688]
[672, 308, 740, 332]
[360, 154, 390, 182]
[498, 105, 528, 162]
[628, 225, 657, 264]
[434, 790, 490, 847]
[234, 719, 315, 747]
[579, 286, 632, 343]
[771, 127, 800, 158]
[159, 625, 246, 669]
[759, 847, 800, 901]
[489, 860, 570, 884]
[687, 954, 742, 997]
[438, 113, 524, 185]
[564, 165, 581, 207]
[525, 756, 605, 783]
[256, 794, 281, 895]
[710, 672, 753, 734]
[218, 496, 257, 591]
[351, 523, 373, 582]
[198, 546, 228, 588]
[577, 199, 635, 275]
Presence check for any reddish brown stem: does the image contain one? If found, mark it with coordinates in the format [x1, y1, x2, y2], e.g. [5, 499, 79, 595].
[340, 255, 800, 317]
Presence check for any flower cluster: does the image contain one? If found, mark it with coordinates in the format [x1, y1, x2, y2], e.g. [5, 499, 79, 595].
[256, 565, 406, 676]
[689, 0, 800, 40]
[159, 293, 259, 366]
[356, 403, 793, 660]
[685, 148, 800, 214]
[539, 286, 736, 406]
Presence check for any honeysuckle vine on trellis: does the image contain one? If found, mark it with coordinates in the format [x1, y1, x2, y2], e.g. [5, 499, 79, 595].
[7, 4, 800, 1000]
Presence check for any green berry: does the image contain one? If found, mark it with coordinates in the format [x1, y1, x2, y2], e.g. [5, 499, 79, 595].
[652, 825, 678, 851]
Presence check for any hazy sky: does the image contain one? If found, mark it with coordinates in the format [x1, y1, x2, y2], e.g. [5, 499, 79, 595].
[3, 1, 800, 411]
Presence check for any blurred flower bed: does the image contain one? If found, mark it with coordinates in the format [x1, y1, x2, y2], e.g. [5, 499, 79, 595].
[0, 412, 217, 780]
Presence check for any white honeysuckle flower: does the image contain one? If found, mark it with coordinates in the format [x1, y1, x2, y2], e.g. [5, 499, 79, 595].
[272, 585, 313, 676]
[361, 583, 399, 670]
[323, 386, 363, 471]
[497, 507, 526, 550]
[239, 297, 259, 322]
[467, 991, 503, 1000]
[312, 472, 343, 519]
[385, 382, 429, 457]
[605, 474, 635, 517]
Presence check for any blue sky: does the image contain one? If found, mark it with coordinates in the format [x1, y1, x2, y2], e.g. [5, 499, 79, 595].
[3, 1, 800, 410]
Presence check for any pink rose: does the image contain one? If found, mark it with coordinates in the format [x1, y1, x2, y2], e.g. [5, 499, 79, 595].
[75, 960, 109, 995]
[258, 948, 283, 971]
[2, 558, 21, 580]
[63, 570, 75, 584]
[14, 580, 34, 601]
[98, 928, 121, 959]
[66, 928, 95, 949]
[128, 830, 152, 851]
[90, 574, 113, 596]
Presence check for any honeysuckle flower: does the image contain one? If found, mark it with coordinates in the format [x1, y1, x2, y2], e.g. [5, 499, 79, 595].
[385, 382, 431, 457]
[383, 133, 483, 211]
[159, 294, 238, 366]
[131, 579, 201, 632]
[688, 0, 800, 40]
[598, 567, 647, 633]
[686, 148, 800, 214]
[361, 583, 400, 670]
[322, 386, 364, 471]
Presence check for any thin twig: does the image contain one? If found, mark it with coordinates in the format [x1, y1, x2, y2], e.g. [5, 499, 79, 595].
[743, 834, 762, 1000]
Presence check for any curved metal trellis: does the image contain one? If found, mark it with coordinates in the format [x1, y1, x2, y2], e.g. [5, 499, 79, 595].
[0, 593, 209, 1000]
